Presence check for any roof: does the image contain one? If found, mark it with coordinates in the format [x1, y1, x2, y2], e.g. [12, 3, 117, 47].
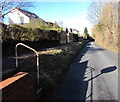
[13, 7, 39, 19]
[72, 29, 79, 32]
[46, 22, 54, 26]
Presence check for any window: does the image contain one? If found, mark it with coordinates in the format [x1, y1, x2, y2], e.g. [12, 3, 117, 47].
[20, 17, 24, 24]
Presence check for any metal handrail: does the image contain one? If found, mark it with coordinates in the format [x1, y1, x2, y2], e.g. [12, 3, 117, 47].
[15, 43, 40, 84]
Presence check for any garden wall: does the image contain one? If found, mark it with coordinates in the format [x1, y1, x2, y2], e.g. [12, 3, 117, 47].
[0, 72, 35, 101]
[60, 31, 67, 44]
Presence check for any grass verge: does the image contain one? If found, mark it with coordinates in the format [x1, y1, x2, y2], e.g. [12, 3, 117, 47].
[13, 40, 89, 99]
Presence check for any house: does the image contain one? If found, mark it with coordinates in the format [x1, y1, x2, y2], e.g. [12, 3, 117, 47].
[8, 7, 57, 28]
[8, 7, 42, 25]
[46, 22, 54, 27]
[63, 28, 79, 34]
[72, 29, 79, 34]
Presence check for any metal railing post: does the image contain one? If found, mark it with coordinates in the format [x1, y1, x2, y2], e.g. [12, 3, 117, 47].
[15, 46, 18, 68]
[15, 43, 40, 84]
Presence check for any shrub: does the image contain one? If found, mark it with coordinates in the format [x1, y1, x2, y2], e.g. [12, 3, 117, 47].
[73, 33, 79, 42]
[48, 30, 60, 41]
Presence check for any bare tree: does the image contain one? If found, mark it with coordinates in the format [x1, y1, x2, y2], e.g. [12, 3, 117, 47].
[0, 0, 33, 18]
[87, 1, 104, 25]
[88, 1, 119, 50]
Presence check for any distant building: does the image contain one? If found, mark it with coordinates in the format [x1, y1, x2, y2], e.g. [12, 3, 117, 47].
[8, 7, 41, 25]
[46, 22, 54, 27]
[63, 28, 79, 34]
[72, 29, 79, 34]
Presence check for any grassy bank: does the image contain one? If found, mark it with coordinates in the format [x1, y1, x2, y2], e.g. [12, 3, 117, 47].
[11, 40, 89, 99]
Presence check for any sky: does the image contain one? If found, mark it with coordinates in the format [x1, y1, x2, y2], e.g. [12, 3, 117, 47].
[30, 2, 92, 34]
[4, 2, 93, 35]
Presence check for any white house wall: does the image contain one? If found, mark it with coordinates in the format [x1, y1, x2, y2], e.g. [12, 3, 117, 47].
[73, 30, 79, 34]
[8, 9, 30, 24]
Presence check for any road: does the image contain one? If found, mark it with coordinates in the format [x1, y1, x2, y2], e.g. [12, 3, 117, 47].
[56, 42, 118, 101]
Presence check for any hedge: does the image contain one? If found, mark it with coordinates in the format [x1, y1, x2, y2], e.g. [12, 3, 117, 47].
[2, 24, 60, 42]
[2, 23, 80, 43]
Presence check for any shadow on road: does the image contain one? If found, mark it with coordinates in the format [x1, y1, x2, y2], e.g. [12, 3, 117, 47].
[76, 42, 105, 62]
[87, 47, 105, 52]
[56, 42, 117, 101]
[56, 60, 89, 101]
[58, 62, 117, 101]
[86, 43, 106, 54]
[87, 66, 117, 82]
[85, 66, 117, 102]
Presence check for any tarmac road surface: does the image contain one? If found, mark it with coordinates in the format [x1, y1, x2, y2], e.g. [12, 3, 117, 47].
[57, 42, 118, 101]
